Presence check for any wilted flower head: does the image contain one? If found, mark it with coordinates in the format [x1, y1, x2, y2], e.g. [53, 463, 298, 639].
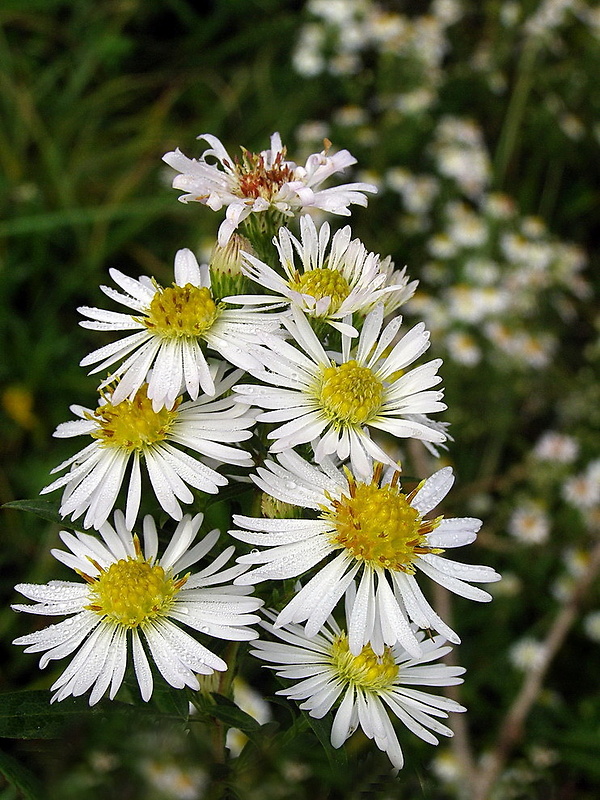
[163, 133, 377, 245]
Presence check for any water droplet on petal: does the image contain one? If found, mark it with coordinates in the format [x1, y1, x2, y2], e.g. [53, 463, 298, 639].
[285, 481, 297, 489]
[200, 625, 210, 633]
[250, 548, 259, 554]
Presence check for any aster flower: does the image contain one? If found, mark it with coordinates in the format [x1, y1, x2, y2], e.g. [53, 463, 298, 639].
[532, 431, 579, 464]
[251, 608, 466, 770]
[12, 511, 262, 704]
[230, 215, 414, 336]
[78, 248, 280, 410]
[231, 452, 500, 656]
[41, 365, 255, 530]
[507, 502, 550, 545]
[233, 304, 446, 477]
[162, 133, 377, 246]
[359, 255, 418, 320]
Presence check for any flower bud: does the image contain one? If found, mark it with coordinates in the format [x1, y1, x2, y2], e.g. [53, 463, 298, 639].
[260, 492, 302, 520]
[209, 232, 254, 300]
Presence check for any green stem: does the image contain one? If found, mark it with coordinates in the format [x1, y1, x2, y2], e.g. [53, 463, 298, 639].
[493, 39, 540, 188]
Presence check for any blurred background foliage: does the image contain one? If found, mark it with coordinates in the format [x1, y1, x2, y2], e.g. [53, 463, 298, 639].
[1, 1, 599, 798]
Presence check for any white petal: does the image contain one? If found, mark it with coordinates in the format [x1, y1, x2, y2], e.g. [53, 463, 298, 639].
[426, 517, 481, 548]
[132, 629, 153, 701]
[174, 248, 202, 286]
[412, 468, 455, 514]
[348, 568, 375, 656]
[330, 686, 356, 748]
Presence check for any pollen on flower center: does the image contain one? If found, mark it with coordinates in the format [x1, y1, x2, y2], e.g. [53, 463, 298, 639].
[318, 361, 383, 425]
[327, 469, 442, 571]
[290, 268, 351, 312]
[330, 633, 398, 691]
[144, 284, 219, 338]
[86, 556, 183, 628]
[91, 385, 178, 451]
[236, 149, 295, 200]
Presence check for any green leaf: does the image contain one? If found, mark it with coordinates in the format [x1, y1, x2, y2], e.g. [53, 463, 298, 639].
[149, 682, 190, 721]
[0, 690, 184, 740]
[0, 749, 43, 800]
[271, 678, 347, 770]
[2, 499, 75, 530]
[203, 483, 254, 509]
[0, 691, 91, 740]
[193, 693, 261, 734]
[301, 708, 348, 772]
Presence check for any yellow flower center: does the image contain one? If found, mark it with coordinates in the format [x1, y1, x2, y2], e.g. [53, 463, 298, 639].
[91, 386, 178, 452]
[326, 468, 443, 572]
[318, 361, 383, 425]
[143, 284, 219, 338]
[236, 148, 295, 200]
[330, 633, 398, 692]
[86, 554, 185, 628]
[289, 268, 351, 313]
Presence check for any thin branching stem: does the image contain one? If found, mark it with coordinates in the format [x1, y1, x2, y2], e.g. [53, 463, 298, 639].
[471, 537, 600, 800]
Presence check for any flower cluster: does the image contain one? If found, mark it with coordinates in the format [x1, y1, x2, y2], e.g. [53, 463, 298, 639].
[13, 130, 499, 771]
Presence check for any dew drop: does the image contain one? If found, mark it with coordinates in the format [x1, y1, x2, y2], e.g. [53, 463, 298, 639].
[244, 387, 254, 394]
[200, 625, 210, 633]
[250, 548, 259, 555]
[285, 481, 297, 490]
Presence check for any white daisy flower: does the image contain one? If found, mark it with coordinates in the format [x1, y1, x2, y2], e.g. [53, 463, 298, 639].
[78, 248, 279, 410]
[231, 452, 500, 657]
[507, 502, 550, 545]
[12, 511, 262, 705]
[359, 256, 418, 320]
[562, 471, 600, 510]
[508, 637, 547, 672]
[233, 304, 447, 477]
[41, 366, 255, 530]
[251, 609, 466, 770]
[162, 133, 377, 246]
[230, 215, 413, 336]
[532, 431, 579, 464]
